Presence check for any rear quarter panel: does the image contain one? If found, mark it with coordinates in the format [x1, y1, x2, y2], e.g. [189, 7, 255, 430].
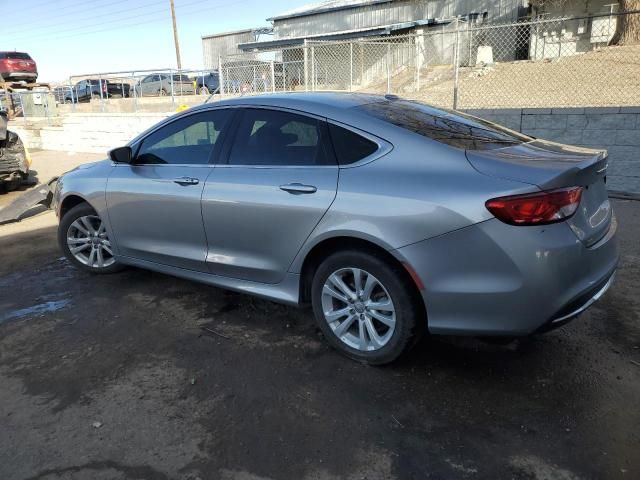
[289, 127, 539, 274]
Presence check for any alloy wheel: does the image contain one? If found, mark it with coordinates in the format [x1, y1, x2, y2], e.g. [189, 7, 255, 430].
[321, 268, 396, 351]
[66, 215, 115, 269]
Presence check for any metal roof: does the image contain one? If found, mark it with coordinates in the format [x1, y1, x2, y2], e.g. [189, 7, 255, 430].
[267, 0, 393, 22]
[238, 19, 438, 51]
[201, 27, 260, 40]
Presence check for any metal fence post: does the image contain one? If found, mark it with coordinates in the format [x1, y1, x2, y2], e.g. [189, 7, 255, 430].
[414, 35, 420, 92]
[270, 60, 276, 93]
[132, 71, 138, 112]
[349, 42, 354, 91]
[453, 17, 461, 110]
[44, 92, 50, 126]
[253, 65, 257, 93]
[386, 42, 391, 94]
[283, 60, 288, 92]
[218, 55, 225, 96]
[311, 45, 315, 91]
[99, 74, 105, 113]
[303, 40, 309, 92]
[170, 70, 176, 108]
[559, 19, 564, 57]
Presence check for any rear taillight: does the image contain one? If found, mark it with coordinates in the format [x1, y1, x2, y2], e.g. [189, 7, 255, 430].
[102, 82, 107, 93]
[486, 187, 583, 226]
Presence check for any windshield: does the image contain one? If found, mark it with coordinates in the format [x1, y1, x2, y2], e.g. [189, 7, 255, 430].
[357, 100, 532, 151]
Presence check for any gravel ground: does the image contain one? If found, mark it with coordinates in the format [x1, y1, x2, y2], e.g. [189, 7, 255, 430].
[0, 200, 639, 480]
[366, 44, 640, 109]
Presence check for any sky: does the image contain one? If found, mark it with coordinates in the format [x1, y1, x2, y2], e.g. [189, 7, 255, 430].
[0, 0, 311, 82]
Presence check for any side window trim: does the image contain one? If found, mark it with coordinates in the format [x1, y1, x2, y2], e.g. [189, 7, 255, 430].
[325, 120, 393, 168]
[220, 106, 337, 168]
[128, 108, 236, 167]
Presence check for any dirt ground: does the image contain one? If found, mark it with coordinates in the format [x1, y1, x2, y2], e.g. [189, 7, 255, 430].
[363, 44, 640, 109]
[0, 200, 639, 480]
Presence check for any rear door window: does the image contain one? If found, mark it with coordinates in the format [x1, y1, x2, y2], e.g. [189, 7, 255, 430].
[227, 108, 334, 166]
[357, 100, 531, 150]
[328, 124, 379, 165]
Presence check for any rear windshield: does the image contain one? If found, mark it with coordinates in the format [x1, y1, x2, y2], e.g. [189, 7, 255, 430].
[173, 74, 190, 82]
[357, 100, 531, 150]
[0, 52, 32, 60]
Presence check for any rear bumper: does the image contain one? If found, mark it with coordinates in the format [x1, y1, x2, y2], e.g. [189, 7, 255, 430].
[396, 214, 619, 336]
[537, 270, 615, 333]
[1, 71, 37, 80]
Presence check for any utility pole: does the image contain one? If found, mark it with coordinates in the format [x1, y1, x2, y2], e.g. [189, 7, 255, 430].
[170, 0, 182, 70]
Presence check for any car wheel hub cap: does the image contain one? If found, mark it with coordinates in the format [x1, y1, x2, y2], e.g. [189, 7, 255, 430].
[67, 215, 115, 269]
[321, 268, 396, 352]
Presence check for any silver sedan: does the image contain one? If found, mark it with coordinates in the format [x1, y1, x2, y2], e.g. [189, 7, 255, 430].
[54, 93, 618, 364]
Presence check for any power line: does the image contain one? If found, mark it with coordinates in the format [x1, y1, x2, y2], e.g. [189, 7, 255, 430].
[5, 0, 224, 44]
[2, 0, 214, 37]
[2, 0, 147, 34]
[7, 0, 256, 44]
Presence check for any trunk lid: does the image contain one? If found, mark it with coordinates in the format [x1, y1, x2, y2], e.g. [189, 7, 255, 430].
[467, 139, 612, 247]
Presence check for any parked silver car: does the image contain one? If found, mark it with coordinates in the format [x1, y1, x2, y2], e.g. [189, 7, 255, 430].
[133, 73, 195, 97]
[54, 93, 618, 364]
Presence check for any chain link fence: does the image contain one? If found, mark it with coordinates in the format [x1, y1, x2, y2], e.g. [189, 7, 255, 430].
[218, 10, 640, 110]
[6, 11, 637, 117]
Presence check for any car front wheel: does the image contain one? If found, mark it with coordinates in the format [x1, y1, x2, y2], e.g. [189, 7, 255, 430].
[58, 203, 123, 274]
[311, 250, 425, 365]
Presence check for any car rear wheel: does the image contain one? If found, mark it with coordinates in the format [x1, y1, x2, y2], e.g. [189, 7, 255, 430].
[58, 203, 123, 274]
[158, 89, 167, 96]
[311, 250, 425, 365]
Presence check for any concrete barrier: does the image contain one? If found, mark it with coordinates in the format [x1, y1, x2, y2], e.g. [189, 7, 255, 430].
[13, 112, 172, 155]
[11, 105, 640, 193]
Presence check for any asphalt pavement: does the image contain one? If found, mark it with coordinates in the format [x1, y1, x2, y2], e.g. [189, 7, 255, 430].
[0, 200, 638, 480]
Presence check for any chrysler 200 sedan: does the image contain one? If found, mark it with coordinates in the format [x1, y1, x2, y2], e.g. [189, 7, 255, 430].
[54, 93, 618, 364]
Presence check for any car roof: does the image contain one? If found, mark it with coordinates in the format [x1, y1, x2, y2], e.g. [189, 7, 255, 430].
[193, 92, 388, 119]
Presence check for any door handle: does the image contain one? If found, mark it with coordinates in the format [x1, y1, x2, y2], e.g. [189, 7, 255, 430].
[173, 177, 199, 186]
[279, 183, 317, 194]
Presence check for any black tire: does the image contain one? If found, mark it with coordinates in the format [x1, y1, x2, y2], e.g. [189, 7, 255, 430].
[58, 203, 124, 274]
[158, 88, 167, 96]
[311, 249, 425, 365]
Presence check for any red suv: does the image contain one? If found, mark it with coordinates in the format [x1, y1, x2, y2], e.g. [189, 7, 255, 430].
[0, 51, 38, 83]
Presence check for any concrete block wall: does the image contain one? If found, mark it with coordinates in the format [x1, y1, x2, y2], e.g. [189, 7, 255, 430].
[464, 107, 640, 193]
[11, 107, 640, 193]
[13, 113, 172, 155]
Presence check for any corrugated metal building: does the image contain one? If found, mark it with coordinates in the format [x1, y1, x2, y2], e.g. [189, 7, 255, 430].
[202, 1, 529, 64]
[201, 28, 261, 69]
[239, 0, 529, 50]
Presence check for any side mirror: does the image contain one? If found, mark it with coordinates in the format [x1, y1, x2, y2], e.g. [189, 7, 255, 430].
[109, 146, 132, 164]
